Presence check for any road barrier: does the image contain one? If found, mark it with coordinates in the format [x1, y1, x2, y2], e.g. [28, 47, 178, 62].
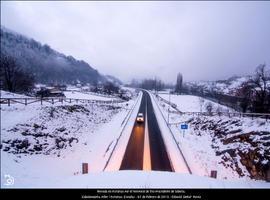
[155, 94, 270, 121]
[168, 111, 270, 122]
[155, 94, 182, 114]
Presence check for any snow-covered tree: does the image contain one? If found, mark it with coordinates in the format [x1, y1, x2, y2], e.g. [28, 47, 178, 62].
[249, 64, 270, 113]
[236, 64, 270, 113]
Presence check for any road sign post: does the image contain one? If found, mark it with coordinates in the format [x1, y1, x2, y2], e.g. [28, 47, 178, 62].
[180, 124, 188, 137]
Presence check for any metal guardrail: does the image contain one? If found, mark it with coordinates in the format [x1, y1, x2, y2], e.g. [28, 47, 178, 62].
[155, 94, 182, 114]
[155, 94, 270, 120]
[172, 111, 270, 118]
[167, 110, 270, 121]
[0, 97, 125, 106]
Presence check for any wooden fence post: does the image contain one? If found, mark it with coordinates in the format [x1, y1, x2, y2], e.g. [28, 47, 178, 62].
[210, 170, 217, 178]
[8, 99, 10, 106]
[82, 163, 88, 174]
[266, 163, 270, 182]
[267, 169, 270, 182]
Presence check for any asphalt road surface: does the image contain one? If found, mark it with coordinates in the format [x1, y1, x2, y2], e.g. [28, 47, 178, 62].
[120, 91, 173, 171]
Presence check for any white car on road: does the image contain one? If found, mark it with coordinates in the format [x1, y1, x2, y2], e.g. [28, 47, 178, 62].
[136, 113, 144, 123]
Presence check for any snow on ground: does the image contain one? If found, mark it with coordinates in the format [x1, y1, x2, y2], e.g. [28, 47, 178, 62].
[121, 86, 136, 93]
[186, 76, 250, 96]
[212, 77, 249, 94]
[63, 91, 118, 101]
[1, 90, 140, 188]
[185, 115, 270, 180]
[53, 171, 270, 188]
[1, 89, 269, 188]
[152, 92, 270, 183]
[121, 86, 137, 97]
[1, 90, 30, 98]
[221, 78, 246, 94]
[168, 119, 248, 180]
[158, 93, 233, 113]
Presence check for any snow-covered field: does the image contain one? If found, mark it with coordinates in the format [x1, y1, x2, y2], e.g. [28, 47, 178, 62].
[153, 92, 270, 184]
[158, 93, 233, 113]
[63, 91, 118, 101]
[1, 90, 140, 188]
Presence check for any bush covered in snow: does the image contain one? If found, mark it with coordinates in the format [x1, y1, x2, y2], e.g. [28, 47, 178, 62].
[1, 104, 122, 157]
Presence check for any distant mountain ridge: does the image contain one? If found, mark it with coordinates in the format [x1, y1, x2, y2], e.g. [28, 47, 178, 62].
[0, 26, 118, 85]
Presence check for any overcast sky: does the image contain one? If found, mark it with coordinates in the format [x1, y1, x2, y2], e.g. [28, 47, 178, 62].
[1, 1, 270, 83]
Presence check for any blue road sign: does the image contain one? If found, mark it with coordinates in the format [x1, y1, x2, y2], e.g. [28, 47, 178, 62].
[181, 124, 188, 130]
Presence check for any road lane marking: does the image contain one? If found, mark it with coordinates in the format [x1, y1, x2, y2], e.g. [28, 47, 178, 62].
[143, 98, 151, 171]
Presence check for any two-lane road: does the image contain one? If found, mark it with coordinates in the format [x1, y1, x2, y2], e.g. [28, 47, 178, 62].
[120, 90, 173, 171]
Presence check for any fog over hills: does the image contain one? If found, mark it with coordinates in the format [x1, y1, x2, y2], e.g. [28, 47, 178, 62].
[0, 26, 120, 85]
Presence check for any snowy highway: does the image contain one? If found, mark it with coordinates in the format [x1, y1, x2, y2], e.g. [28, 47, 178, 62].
[1, 89, 269, 188]
[120, 91, 173, 171]
[1, 2, 270, 190]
